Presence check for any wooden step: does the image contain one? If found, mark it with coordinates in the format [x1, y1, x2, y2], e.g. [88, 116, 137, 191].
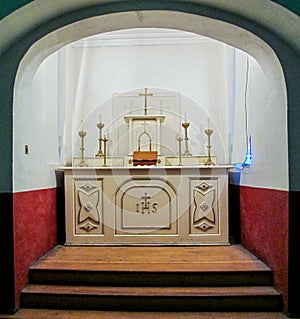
[0, 309, 291, 319]
[32, 245, 270, 267]
[20, 245, 282, 313]
[29, 267, 273, 287]
[21, 284, 282, 312]
[29, 245, 273, 286]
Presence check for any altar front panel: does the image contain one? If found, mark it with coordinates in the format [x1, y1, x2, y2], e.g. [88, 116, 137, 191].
[64, 166, 230, 245]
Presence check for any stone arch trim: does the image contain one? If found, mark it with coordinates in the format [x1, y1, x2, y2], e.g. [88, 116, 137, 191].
[1, 0, 299, 54]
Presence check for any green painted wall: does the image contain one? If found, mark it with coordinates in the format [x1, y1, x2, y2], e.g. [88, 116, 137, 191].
[0, 0, 33, 19]
[0, 0, 299, 20]
[273, 0, 300, 15]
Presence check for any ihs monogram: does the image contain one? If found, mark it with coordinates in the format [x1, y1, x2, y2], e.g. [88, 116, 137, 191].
[136, 192, 158, 214]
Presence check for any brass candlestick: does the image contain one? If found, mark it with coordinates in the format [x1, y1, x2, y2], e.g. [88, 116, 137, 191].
[204, 129, 215, 166]
[102, 136, 108, 166]
[95, 122, 104, 157]
[177, 136, 183, 165]
[182, 122, 192, 156]
[78, 130, 88, 167]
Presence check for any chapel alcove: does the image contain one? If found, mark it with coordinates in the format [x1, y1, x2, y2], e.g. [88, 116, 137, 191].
[11, 8, 289, 310]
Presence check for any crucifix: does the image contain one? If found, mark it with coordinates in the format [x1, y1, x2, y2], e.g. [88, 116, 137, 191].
[139, 87, 153, 115]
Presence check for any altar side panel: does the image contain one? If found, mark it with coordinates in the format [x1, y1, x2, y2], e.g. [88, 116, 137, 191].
[74, 179, 104, 235]
[65, 177, 105, 242]
[188, 176, 229, 244]
[190, 178, 219, 235]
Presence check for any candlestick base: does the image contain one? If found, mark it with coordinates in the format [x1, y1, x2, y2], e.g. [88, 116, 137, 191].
[95, 149, 104, 157]
[79, 161, 88, 167]
[183, 150, 192, 156]
[204, 158, 215, 166]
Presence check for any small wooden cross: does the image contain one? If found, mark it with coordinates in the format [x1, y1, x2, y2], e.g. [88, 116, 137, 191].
[139, 87, 153, 115]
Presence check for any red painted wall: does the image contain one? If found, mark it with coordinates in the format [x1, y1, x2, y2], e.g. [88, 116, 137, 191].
[240, 186, 289, 310]
[13, 188, 57, 308]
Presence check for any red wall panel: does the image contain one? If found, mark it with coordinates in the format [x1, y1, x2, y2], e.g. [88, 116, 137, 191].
[13, 188, 57, 307]
[240, 186, 288, 310]
[11, 185, 289, 310]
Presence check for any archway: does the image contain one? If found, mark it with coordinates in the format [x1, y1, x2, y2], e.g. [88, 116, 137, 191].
[0, 1, 299, 314]
[14, 9, 289, 308]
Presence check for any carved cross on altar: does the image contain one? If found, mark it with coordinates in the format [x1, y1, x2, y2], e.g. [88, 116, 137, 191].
[139, 88, 153, 115]
[141, 192, 151, 211]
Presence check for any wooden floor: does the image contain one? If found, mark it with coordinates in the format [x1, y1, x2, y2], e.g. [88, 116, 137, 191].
[0, 309, 292, 319]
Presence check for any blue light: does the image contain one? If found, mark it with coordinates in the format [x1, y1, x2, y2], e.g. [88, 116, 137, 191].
[244, 135, 252, 166]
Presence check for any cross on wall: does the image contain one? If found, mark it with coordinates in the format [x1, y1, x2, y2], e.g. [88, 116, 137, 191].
[139, 87, 153, 115]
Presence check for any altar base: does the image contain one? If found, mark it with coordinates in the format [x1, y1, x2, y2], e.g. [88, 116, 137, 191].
[62, 166, 231, 245]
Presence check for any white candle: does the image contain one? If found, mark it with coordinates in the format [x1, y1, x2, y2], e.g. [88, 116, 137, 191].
[184, 112, 187, 122]
[207, 119, 210, 129]
[99, 114, 102, 123]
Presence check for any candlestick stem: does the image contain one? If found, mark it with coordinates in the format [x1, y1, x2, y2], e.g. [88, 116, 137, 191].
[177, 136, 183, 165]
[95, 122, 104, 157]
[182, 122, 192, 156]
[78, 130, 88, 167]
[204, 129, 215, 166]
[102, 136, 108, 166]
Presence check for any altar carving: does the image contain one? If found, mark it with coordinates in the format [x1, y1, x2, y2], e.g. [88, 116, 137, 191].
[64, 166, 230, 245]
[75, 180, 103, 234]
[65, 88, 232, 245]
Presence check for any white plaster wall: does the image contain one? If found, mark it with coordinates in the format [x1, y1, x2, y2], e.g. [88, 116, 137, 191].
[13, 53, 60, 192]
[64, 31, 231, 165]
[13, 10, 288, 192]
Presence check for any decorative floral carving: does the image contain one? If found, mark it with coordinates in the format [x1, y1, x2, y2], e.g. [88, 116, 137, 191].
[193, 181, 216, 233]
[200, 201, 209, 211]
[78, 190, 100, 224]
[84, 202, 93, 212]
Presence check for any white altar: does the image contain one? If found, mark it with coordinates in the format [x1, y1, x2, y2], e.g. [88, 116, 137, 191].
[63, 88, 231, 245]
[64, 166, 231, 245]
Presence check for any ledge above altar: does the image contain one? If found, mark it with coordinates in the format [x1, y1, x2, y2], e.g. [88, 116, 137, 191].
[72, 155, 219, 167]
[123, 114, 165, 123]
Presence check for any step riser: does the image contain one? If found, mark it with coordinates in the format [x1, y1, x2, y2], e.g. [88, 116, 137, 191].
[21, 294, 282, 312]
[29, 270, 273, 287]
